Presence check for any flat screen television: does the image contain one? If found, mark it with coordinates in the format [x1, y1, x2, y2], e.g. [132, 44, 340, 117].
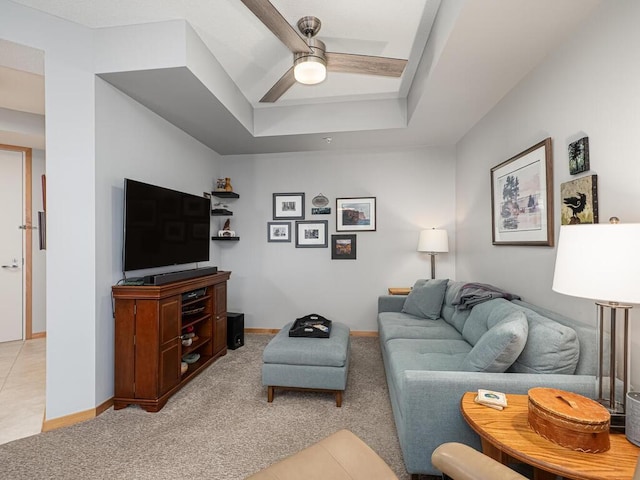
[123, 178, 211, 272]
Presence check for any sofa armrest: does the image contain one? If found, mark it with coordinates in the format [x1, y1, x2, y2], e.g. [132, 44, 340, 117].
[378, 295, 407, 313]
[397, 370, 596, 475]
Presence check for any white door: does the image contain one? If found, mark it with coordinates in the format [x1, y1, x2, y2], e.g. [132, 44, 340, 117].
[0, 149, 24, 342]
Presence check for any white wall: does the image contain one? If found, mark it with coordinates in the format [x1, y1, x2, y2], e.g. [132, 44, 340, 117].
[94, 79, 222, 404]
[219, 146, 456, 332]
[1, 0, 97, 420]
[455, 0, 640, 387]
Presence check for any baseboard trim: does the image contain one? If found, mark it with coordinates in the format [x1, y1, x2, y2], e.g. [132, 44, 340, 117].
[350, 330, 379, 337]
[42, 398, 114, 432]
[244, 328, 378, 337]
[31, 331, 46, 339]
[245, 328, 280, 335]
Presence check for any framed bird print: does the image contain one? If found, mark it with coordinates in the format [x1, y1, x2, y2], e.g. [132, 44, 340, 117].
[560, 175, 598, 225]
[490, 138, 554, 246]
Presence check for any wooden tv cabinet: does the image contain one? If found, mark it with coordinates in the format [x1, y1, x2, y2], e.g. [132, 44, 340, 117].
[112, 271, 231, 412]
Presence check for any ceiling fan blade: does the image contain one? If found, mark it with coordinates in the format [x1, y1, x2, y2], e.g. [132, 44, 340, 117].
[240, 0, 312, 54]
[326, 52, 407, 77]
[260, 67, 296, 103]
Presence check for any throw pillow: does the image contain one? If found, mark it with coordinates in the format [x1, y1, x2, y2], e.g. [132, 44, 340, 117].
[460, 310, 528, 373]
[401, 279, 449, 320]
[508, 304, 580, 374]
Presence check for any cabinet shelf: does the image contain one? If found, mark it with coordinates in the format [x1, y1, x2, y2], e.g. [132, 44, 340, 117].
[182, 335, 211, 355]
[211, 191, 239, 199]
[182, 354, 213, 380]
[182, 294, 211, 310]
[182, 313, 211, 330]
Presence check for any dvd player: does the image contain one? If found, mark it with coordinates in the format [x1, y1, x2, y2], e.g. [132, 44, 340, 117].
[182, 287, 207, 302]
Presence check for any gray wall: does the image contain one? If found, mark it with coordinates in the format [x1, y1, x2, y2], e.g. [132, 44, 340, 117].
[455, 0, 640, 388]
[219, 147, 456, 332]
[95, 78, 222, 404]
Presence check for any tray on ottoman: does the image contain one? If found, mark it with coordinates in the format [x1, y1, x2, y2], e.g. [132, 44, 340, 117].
[263, 321, 350, 406]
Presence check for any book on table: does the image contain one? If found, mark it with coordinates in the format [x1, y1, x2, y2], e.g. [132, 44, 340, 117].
[475, 389, 508, 410]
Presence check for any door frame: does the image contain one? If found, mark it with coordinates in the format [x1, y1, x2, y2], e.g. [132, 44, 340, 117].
[0, 144, 33, 340]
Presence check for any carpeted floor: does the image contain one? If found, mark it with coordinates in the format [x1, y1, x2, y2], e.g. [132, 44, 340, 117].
[0, 334, 411, 479]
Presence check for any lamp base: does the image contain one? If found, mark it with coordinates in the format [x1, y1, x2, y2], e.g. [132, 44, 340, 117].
[598, 398, 626, 433]
[610, 411, 626, 433]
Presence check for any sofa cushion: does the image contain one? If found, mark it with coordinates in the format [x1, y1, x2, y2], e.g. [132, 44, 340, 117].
[440, 281, 472, 332]
[378, 312, 463, 345]
[401, 279, 449, 320]
[386, 338, 471, 377]
[508, 304, 580, 375]
[461, 299, 580, 374]
[460, 311, 528, 372]
[461, 298, 521, 345]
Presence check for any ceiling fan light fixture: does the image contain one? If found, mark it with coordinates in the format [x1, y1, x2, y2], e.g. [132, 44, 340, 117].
[293, 37, 327, 85]
[294, 56, 326, 85]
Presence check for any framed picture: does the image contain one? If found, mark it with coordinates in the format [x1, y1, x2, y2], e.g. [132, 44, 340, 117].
[295, 220, 328, 248]
[561, 175, 598, 225]
[273, 192, 305, 220]
[336, 197, 376, 232]
[312, 207, 331, 215]
[331, 234, 357, 260]
[490, 138, 554, 246]
[568, 137, 590, 175]
[267, 222, 291, 242]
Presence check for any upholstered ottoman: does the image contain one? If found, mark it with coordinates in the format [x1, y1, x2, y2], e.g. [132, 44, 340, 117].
[262, 322, 350, 407]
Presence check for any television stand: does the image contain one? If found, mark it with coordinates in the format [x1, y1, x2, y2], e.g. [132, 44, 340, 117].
[143, 266, 218, 286]
[112, 271, 231, 412]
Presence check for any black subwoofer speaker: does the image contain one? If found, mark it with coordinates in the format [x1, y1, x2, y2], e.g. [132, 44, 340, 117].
[227, 312, 244, 350]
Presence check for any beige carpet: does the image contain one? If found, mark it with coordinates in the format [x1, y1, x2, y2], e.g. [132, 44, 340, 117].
[0, 334, 410, 479]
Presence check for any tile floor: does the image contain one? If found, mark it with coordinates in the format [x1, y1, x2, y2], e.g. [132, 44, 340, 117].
[0, 338, 46, 445]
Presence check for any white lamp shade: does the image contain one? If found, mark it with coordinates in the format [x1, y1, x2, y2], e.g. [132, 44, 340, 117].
[417, 229, 449, 253]
[552, 223, 640, 304]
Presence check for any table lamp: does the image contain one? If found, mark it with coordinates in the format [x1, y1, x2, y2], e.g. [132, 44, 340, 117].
[552, 219, 640, 429]
[417, 228, 448, 279]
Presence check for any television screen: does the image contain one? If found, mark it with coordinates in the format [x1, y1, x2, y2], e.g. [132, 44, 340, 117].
[123, 179, 210, 272]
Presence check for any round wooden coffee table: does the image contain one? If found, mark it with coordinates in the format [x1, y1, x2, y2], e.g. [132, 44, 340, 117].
[461, 392, 640, 480]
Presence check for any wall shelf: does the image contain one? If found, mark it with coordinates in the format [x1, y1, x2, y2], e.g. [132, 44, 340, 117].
[211, 191, 239, 199]
[212, 236, 240, 241]
[211, 209, 233, 216]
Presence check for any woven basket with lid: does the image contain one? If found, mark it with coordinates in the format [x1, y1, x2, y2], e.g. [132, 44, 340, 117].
[528, 387, 610, 453]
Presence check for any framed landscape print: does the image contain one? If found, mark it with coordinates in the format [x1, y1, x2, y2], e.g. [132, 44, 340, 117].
[267, 222, 291, 242]
[336, 197, 376, 232]
[295, 220, 328, 248]
[491, 138, 554, 246]
[273, 192, 305, 220]
[560, 175, 598, 225]
[568, 137, 590, 175]
[331, 234, 357, 260]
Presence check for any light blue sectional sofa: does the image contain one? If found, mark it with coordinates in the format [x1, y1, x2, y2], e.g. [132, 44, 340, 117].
[377, 280, 599, 477]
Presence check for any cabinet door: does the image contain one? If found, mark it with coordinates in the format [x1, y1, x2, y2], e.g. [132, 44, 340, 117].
[213, 313, 227, 354]
[158, 297, 180, 395]
[159, 340, 180, 395]
[212, 282, 227, 355]
[213, 282, 227, 315]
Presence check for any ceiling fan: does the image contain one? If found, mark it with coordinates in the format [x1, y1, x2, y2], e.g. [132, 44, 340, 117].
[240, 0, 408, 103]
